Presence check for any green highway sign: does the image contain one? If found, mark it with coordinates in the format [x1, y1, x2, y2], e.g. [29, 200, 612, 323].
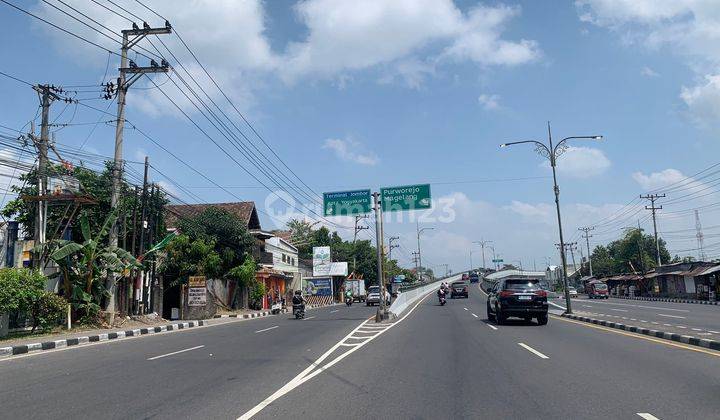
[380, 184, 432, 212]
[323, 189, 372, 216]
[492, 259, 504, 263]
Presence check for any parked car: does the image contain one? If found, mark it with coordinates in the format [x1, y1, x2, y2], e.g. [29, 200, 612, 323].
[568, 287, 578, 298]
[469, 272, 480, 283]
[486, 278, 548, 325]
[585, 280, 609, 299]
[366, 286, 390, 306]
[450, 280, 469, 298]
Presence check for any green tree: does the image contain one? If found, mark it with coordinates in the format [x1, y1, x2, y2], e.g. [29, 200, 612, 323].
[590, 228, 672, 277]
[0, 268, 65, 333]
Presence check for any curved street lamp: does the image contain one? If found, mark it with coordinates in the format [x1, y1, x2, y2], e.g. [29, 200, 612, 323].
[500, 123, 603, 314]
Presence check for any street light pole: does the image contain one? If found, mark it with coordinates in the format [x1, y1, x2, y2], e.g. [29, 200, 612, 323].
[500, 123, 603, 314]
[474, 239, 492, 271]
[416, 222, 434, 282]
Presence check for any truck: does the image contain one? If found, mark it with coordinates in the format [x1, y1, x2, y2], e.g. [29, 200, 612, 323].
[585, 280, 609, 299]
[344, 279, 366, 302]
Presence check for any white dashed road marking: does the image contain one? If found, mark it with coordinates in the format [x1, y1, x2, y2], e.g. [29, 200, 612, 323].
[657, 313, 685, 319]
[255, 326, 279, 333]
[518, 343, 549, 359]
[147, 345, 205, 361]
[471, 313, 478, 318]
[637, 413, 660, 420]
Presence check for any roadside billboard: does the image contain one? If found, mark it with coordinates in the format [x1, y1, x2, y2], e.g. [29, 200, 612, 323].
[313, 246, 331, 276]
[304, 276, 333, 296]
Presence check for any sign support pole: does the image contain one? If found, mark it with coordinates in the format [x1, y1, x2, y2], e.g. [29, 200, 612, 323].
[373, 192, 386, 322]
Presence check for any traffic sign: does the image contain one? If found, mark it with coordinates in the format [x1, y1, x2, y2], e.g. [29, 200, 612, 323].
[323, 189, 372, 216]
[492, 259, 504, 263]
[380, 184, 431, 212]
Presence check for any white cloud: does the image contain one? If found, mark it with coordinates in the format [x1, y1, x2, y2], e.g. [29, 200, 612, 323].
[281, 0, 539, 83]
[680, 74, 720, 123]
[478, 93, 501, 110]
[505, 200, 553, 220]
[632, 168, 686, 190]
[641, 66, 659, 77]
[322, 138, 379, 166]
[543, 146, 611, 178]
[576, 0, 720, 124]
[157, 180, 181, 199]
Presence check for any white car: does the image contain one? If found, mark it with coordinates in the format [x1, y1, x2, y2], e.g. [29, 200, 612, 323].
[568, 287, 578, 298]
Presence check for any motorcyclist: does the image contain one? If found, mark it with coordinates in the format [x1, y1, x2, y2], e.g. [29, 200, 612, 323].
[437, 286, 446, 299]
[292, 290, 306, 309]
[345, 289, 353, 301]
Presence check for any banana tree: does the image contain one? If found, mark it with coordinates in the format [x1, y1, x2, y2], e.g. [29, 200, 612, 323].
[45, 209, 140, 317]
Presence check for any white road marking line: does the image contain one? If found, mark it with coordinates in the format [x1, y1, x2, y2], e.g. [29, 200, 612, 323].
[637, 413, 660, 420]
[147, 345, 205, 361]
[486, 323, 498, 330]
[255, 326, 279, 333]
[630, 318, 637, 321]
[471, 313, 479, 318]
[549, 302, 566, 310]
[330, 310, 339, 313]
[610, 308, 628, 312]
[676, 326, 687, 329]
[651, 322, 659, 325]
[463, 307, 468, 311]
[663, 323, 672, 326]
[640, 320, 647, 323]
[698, 333, 712, 336]
[657, 313, 685, 319]
[710, 330, 720, 334]
[303, 316, 316, 320]
[582, 305, 593, 308]
[518, 343, 549, 359]
[239, 282, 438, 420]
[691, 328, 702, 331]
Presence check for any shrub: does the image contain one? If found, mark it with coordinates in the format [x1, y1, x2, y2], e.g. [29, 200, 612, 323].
[0, 268, 47, 314]
[30, 292, 67, 332]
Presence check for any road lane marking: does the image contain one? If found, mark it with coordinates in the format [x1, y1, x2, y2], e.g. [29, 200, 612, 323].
[147, 345, 205, 361]
[239, 281, 441, 419]
[610, 308, 628, 312]
[549, 302, 566, 310]
[637, 413, 660, 420]
[303, 316, 316, 320]
[463, 307, 468, 311]
[486, 323, 498, 330]
[657, 313, 685, 319]
[551, 315, 720, 358]
[330, 310, 339, 313]
[676, 326, 687, 329]
[710, 330, 720, 334]
[518, 343, 549, 359]
[471, 313, 478, 318]
[692, 328, 702, 331]
[255, 326, 279, 333]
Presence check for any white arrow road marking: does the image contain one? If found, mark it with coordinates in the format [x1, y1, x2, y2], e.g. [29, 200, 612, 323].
[255, 326, 279, 333]
[147, 345, 205, 361]
[518, 343, 549, 359]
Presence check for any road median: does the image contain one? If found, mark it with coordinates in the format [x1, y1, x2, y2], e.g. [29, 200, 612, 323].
[560, 313, 720, 351]
[612, 295, 718, 305]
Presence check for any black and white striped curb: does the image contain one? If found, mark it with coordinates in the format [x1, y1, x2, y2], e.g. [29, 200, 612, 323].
[212, 303, 337, 319]
[561, 313, 720, 351]
[0, 320, 205, 359]
[612, 295, 719, 305]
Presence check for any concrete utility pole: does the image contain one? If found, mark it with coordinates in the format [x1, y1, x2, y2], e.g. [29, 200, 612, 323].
[695, 210, 706, 261]
[474, 239, 492, 271]
[108, 22, 171, 321]
[352, 215, 368, 273]
[412, 251, 420, 278]
[641, 193, 665, 266]
[578, 226, 594, 276]
[31, 85, 60, 268]
[372, 192, 386, 322]
[135, 156, 150, 315]
[416, 222, 433, 282]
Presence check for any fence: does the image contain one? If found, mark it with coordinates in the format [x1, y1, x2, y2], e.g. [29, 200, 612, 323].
[389, 274, 462, 318]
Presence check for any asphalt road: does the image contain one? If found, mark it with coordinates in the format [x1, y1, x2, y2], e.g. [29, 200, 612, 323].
[257, 286, 720, 419]
[3, 287, 719, 419]
[0, 303, 376, 419]
[564, 296, 720, 339]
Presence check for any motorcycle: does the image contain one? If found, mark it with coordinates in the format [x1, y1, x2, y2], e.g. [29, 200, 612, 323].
[293, 304, 305, 319]
[438, 290, 446, 306]
[345, 296, 353, 306]
[271, 302, 282, 315]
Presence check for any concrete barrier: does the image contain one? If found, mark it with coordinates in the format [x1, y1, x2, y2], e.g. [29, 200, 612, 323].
[389, 274, 462, 318]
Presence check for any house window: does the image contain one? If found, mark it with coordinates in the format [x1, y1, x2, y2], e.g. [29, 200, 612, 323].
[282, 254, 287, 263]
[291, 257, 295, 266]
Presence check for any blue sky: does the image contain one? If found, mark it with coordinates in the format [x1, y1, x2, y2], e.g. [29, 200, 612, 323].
[1, 0, 720, 273]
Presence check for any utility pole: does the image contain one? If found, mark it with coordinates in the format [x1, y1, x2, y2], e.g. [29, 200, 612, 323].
[135, 157, 150, 315]
[388, 236, 399, 262]
[578, 226, 594, 276]
[411, 251, 420, 279]
[695, 210, 706, 261]
[30, 85, 60, 269]
[352, 215, 369, 273]
[416, 222, 434, 282]
[474, 239, 492, 271]
[372, 192, 386, 322]
[108, 22, 171, 321]
[641, 193, 665, 266]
